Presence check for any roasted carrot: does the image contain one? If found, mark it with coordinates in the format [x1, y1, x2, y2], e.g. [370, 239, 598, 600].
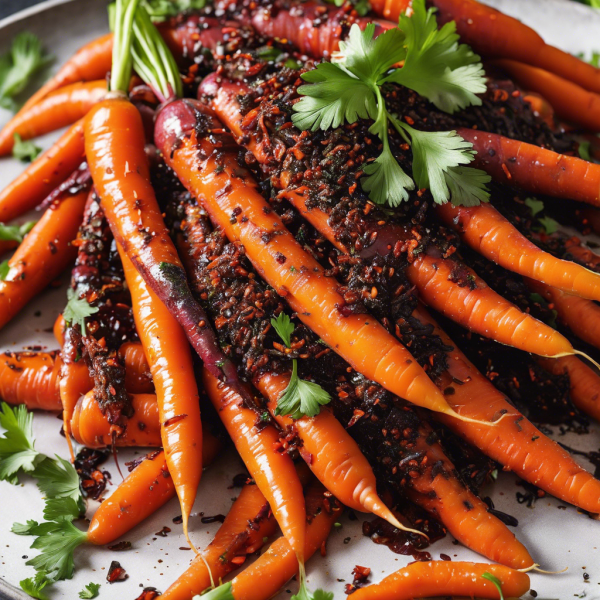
[0, 351, 62, 411]
[423, 0, 600, 94]
[523, 93, 556, 128]
[155, 99, 478, 423]
[526, 278, 600, 351]
[162, 482, 280, 600]
[407, 253, 576, 358]
[459, 127, 600, 206]
[0, 120, 85, 223]
[414, 306, 600, 513]
[53, 314, 66, 347]
[202, 483, 342, 600]
[87, 425, 221, 546]
[349, 560, 530, 600]
[118, 341, 153, 394]
[493, 60, 600, 132]
[539, 355, 600, 422]
[564, 238, 600, 272]
[71, 391, 161, 447]
[436, 202, 600, 301]
[15, 34, 112, 114]
[202, 369, 307, 567]
[0, 189, 87, 331]
[120, 247, 203, 549]
[0, 81, 106, 155]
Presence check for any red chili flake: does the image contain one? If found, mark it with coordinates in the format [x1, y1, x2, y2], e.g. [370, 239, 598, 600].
[154, 527, 171, 537]
[106, 560, 128, 583]
[352, 565, 371, 584]
[134, 587, 161, 600]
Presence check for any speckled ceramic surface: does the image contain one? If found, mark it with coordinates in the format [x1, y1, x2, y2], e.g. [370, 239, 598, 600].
[1, 1, 600, 599]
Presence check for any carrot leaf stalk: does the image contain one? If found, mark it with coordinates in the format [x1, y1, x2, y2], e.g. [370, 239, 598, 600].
[481, 572, 505, 600]
[0, 220, 36, 243]
[195, 582, 234, 600]
[271, 314, 331, 419]
[110, 0, 140, 94]
[12, 133, 42, 162]
[142, 0, 206, 21]
[293, 0, 490, 207]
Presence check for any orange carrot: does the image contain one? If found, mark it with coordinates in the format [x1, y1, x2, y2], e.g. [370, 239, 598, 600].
[460, 127, 600, 206]
[54, 314, 66, 347]
[0, 81, 106, 155]
[425, 0, 600, 94]
[16, 34, 112, 114]
[0, 189, 87, 330]
[523, 93, 556, 128]
[87, 426, 221, 546]
[539, 355, 600, 422]
[162, 482, 280, 600]
[71, 391, 161, 447]
[0, 120, 85, 223]
[155, 99, 475, 423]
[493, 59, 600, 132]
[120, 247, 203, 549]
[414, 306, 600, 513]
[526, 278, 600, 351]
[563, 237, 600, 272]
[0, 351, 62, 411]
[436, 202, 600, 300]
[202, 483, 342, 600]
[349, 560, 530, 600]
[407, 254, 576, 358]
[202, 369, 307, 566]
[118, 341, 153, 394]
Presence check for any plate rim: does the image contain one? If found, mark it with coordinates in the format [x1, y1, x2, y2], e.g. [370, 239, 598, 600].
[0, 0, 80, 30]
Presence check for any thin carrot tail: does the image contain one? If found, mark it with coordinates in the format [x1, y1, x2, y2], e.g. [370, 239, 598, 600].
[183, 514, 199, 555]
[570, 350, 600, 371]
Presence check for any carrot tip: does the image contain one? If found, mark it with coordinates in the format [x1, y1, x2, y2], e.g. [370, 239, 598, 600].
[444, 408, 500, 427]
[183, 516, 199, 555]
[573, 350, 600, 372]
[387, 514, 429, 541]
[518, 563, 568, 574]
[63, 417, 76, 463]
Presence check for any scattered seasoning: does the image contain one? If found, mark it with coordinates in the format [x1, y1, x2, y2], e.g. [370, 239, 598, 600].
[107, 541, 132, 551]
[74, 447, 110, 500]
[201, 514, 226, 524]
[106, 561, 128, 583]
[172, 515, 183, 525]
[440, 553, 452, 561]
[134, 587, 161, 599]
[154, 527, 171, 537]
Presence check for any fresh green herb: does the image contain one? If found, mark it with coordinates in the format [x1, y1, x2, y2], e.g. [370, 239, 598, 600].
[63, 288, 99, 336]
[0, 260, 10, 281]
[578, 140, 592, 161]
[0, 220, 36, 243]
[193, 581, 234, 600]
[270, 314, 331, 419]
[12, 520, 42, 535]
[574, 0, 600, 8]
[529, 292, 558, 328]
[79, 582, 101, 599]
[20, 571, 51, 600]
[481, 572, 505, 600]
[256, 46, 285, 62]
[141, 0, 205, 21]
[12, 133, 42, 162]
[284, 58, 303, 70]
[0, 402, 42, 484]
[0, 33, 52, 110]
[524, 197, 545, 217]
[34, 456, 83, 505]
[293, 0, 490, 207]
[490, 469, 498, 480]
[537, 215, 560, 236]
[323, 0, 370, 16]
[292, 588, 334, 600]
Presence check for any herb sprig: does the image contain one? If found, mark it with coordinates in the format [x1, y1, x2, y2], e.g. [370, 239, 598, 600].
[12, 133, 42, 162]
[481, 572, 505, 600]
[270, 313, 332, 419]
[292, 0, 490, 207]
[63, 288, 99, 336]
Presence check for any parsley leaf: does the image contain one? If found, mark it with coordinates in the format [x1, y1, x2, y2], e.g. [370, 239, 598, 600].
[362, 143, 414, 206]
[385, 0, 486, 113]
[538, 215, 560, 235]
[481, 572, 505, 600]
[0, 260, 10, 281]
[0, 220, 36, 243]
[79, 582, 101, 599]
[63, 288, 99, 336]
[26, 519, 87, 581]
[0, 33, 52, 110]
[34, 456, 83, 505]
[292, 63, 376, 131]
[12, 520, 41, 535]
[256, 46, 285, 62]
[270, 313, 295, 348]
[524, 197, 545, 217]
[20, 571, 51, 600]
[0, 402, 42, 484]
[12, 134, 42, 162]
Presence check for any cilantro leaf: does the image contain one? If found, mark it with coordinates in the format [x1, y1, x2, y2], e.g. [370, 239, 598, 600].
[0, 260, 10, 281]
[63, 288, 99, 336]
[271, 313, 295, 348]
[362, 144, 414, 206]
[43, 496, 83, 524]
[443, 166, 491, 206]
[334, 24, 405, 85]
[34, 456, 83, 504]
[79, 582, 101, 599]
[274, 361, 331, 420]
[293, 62, 377, 132]
[481, 572, 505, 600]
[524, 197, 545, 217]
[26, 519, 87, 581]
[0, 33, 52, 110]
[12, 520, 41, 535]
[385, 0, 486, 113]
[12, 134, 42, 162]
[0, 402, 42, 484]
[538, 215, 560, 235]
[20, 571, 51, 600]
[0, 220, 36, 243]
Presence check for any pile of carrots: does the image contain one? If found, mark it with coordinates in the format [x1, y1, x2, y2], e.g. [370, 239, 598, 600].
[3, 0, 600, 597]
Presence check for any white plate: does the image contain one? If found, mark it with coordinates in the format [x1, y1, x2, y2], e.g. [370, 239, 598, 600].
[1, 1, 600, 599]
